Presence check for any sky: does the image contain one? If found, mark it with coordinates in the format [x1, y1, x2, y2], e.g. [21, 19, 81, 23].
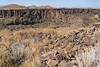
[0, 0, 100, 8]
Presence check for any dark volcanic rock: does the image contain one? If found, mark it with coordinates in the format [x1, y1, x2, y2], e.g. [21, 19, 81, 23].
[0, 8, 99, 27]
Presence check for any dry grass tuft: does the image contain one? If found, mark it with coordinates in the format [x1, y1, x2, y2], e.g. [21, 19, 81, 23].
[75, 42, 100, 67]
[0, 38, 41, 67]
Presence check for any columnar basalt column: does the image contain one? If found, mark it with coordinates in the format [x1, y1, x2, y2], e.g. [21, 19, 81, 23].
[9, 10, 11, 18]
[14, 10, 16, 23]
[2, 10, 4, 18]
[0, 10, 2, 18]
[7, 10, 9, 18]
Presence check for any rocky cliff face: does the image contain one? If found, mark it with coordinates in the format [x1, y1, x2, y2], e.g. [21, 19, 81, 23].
[0, 8, 100, 27]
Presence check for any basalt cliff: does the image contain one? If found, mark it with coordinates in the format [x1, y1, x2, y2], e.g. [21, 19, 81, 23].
[0, 8, 100, 27]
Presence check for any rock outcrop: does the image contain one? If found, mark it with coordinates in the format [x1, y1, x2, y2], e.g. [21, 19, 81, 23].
[0, 8, 99, 27]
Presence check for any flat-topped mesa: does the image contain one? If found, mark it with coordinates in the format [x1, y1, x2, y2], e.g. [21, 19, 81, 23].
[0, 8, 100, 26]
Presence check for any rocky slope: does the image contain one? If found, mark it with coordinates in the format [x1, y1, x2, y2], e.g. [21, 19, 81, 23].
[0, 23, 100, 67]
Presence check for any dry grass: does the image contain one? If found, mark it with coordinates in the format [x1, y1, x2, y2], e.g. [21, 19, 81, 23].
[0, 27, 64, 67]
[0, 39, 41, 67]
[75, 43, 100, 67]
[0, 28, 42, 67]
[0, 26, 99, 67]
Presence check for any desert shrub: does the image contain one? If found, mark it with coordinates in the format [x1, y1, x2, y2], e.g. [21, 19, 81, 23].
[0, 39, 41, 67]
[75, 42, 100, 67]
[94, 14, 100, 22]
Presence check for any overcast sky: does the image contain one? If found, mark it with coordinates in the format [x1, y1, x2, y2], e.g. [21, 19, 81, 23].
[0, 0, 100, 8]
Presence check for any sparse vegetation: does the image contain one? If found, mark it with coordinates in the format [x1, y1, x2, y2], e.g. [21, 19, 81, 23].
[75, 42, 100, 67]
[0, 26, 99, 67]
[0, 7, 100, 67]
